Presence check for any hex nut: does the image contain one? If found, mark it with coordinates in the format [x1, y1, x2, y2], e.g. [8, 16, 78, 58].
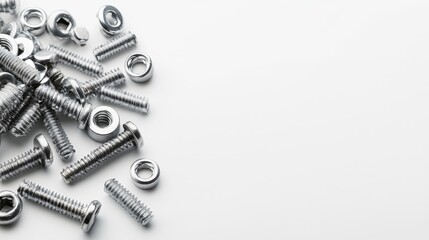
[87, 106, 120, 142]
[0, 190, 23, 225]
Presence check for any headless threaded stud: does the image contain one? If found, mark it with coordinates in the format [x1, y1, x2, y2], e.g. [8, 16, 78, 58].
[35, 85, 92, 129]
[80, 68, 125, 98]
[97, 86, 150, 114]
[0, 134, 52, 181]
[17, 179, 101, 232]
[94, 31, 137, 61]
[61, 121, 143, 184]
[0, 0, 18, 15]
[0, 47, 39, 85]
[41, 105, 75, 161]
[47, 44, 104, 77]
[104, 179, 153, 225]
[10, 101, 42, 137]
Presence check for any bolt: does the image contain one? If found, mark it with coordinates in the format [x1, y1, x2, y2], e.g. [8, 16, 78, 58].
[33, 49, 58, 68]
[46, 67, 66, 91]
[0, 74, 25, 133]
[97, 86, 150, 114]
[0, 0, 19, 15]
[0, 46, 39, 85]
[61, 121, 143, 184]
[0, 83, 33, 133]
[71, 26, 89, 46]
[0, 134, 52, 181]
[104, 178, 153, 226]
[47, 44, 103, 77]
[17, 179, 101, 232]
[9, 101, 42, 137]
[34, 84, 92, 129]
[41, 105, 75, 161]
[93, 31, 136, 61]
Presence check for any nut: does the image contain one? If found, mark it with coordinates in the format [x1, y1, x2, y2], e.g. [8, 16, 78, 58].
[130, 159, 160, 190]
[125, 53, 153, 83]
[0, 190, 23, 225]
[98, 5, 123, 36]
[46, 10, 75, 40]
[19, 7, 47, 36]
[87, 106, 120, 142]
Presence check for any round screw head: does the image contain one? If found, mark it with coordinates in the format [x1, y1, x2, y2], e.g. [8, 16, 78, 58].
[33, 50, 58, 68]
[123, 121, 143, 148]
[0, 190, 23, 225]
[71, 26, 89, 46]
[77, 102, 92, 130]
[81, 200, 101, 232]
[33, 134, 53, 167]
[62, 78, 85, 103]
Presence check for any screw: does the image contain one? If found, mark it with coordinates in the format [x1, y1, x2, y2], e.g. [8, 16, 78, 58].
[33, 49, 58, 69]
[104, 178, 153, 226]
[0, 46, 39, 85]
[46, 67, 66, 91]
[17, 179, 101, 232]
[9, 101, 42, 137]
[93, 31, 136, 61]
[0, 134, 52, 181]
[41, 105, 75, 161]
[0, 83, 33, 133]
[70, 26, 89, 47]
[61, 121, 143, 184]
[0, 76, 25, 133]
[34, 84, 92, 129]
[97, 86, 150, 114]
[0, 16, 4, 28]
[47, 44, 103, 77]
[0, 0, 19, 15]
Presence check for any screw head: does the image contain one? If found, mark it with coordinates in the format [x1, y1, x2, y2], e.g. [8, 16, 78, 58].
[33, 134, 53, 167]
[81, 200, 101, 232]
[33, 50, 58, 68]
[123, 121, 143, 148]
[62, 78, 85, 103]
[77, 102, 92, 130]
[71, 26, 89, 46]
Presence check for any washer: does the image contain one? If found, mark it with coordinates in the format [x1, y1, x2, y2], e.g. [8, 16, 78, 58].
[46, 10, 75, 40]
[130, 159, 160, 190]
[19, 7, 47, 36]
[15, 37, 34, 60]
[87, 106, 120, 142]
[0, 34, 18, 55]
[0, 190, 23, 225]
[125, 53, 153, 83]
[98, 5, 123, 36]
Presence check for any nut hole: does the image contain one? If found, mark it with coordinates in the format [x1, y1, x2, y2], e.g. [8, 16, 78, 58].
[56, 17, 72, 32]
[136, 163, 154, 179]
[131, 61, 148, 75]
[106, 10, 120, 27]
[0, 197, 14, 213]
[25, 13, 43, 26]
[93, 110, 113, 128]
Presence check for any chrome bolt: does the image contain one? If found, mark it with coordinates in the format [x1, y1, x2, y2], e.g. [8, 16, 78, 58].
[93, 31, 136, 61]
[0, 134, 52, 181]
[9, 101, 42, 137]
[97, 86, 150, 114]
[41, 105, 75, 161]
[17, 179, 101, 232]
[0, 84, 33, 133]
[104, 178, 153, 226]
[47, 44, 103, 77]
[46, 68, 66, 91]
[61, 121, 143, 184]
[0, 46, 39, 85]
[34, 85, 92, 129]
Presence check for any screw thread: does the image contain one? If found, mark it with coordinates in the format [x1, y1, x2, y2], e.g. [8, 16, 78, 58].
[80, 68, 125, 98]
[0, 83, 24, 132]
[0, 16, 4, 28]
[94, 31, 137, 61]
[97, 86, 149, 113]
[41, 105, 75, 161]
[0, 0, 18, 14]
[104, 179, 153, 225]
[0, 47, 39, 84]
[47, 68, 67, 91]
[17, 179, 88, 222]
[35, 85, 83, 121]
[0, 147, 44, 181]
[61, 130, 135, 184]
[47, 44, 104, 77]
[10, 101, 42, 137]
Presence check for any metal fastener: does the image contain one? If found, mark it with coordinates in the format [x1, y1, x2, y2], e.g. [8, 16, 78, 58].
[0, 190, 23, 225]
[70, 26, 89, 46]
[94, 31, 136, 61]
[0, 0, 19, 15]
[0, 46, 39, 85]
[87, 105, 120, 142]
[41, 105, 75, 161]
[0, 134, 52, 181]
[97, 86, 150, 114]
[9, 100, 42, 137]
[125, 52, 153, 83]
[105, 178, 153, 225]
[35, 85, 92, 129]
[17, 179, 101, 232]
[46, 10, 75, 40]
[47, 44, 103, 77]
[19, 7, 47, 36]
[130, 158, 160, 190]
[98, 5, 123, 36]
[61, 121, 143, 184]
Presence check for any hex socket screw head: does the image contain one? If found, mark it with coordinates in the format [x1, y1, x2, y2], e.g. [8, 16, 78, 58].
[0, 134, 53, 181]
[17, 179, 101, 232]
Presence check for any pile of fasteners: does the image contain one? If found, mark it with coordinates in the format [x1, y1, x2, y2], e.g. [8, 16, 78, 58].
[0, 1, 160, 232]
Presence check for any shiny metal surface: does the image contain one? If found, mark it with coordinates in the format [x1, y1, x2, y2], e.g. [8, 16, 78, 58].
[94, 31, 136, 61]
[98, 5, 123, 36]
[70, 26, 89, 46]
[0, 33, 18, 55]
[130, 158, 160, 190]
[19, 7, 47, 36]
[15, 37, 34, 59]
[0, 190, 23, 225]
[1, 22, 22, 37]
[87, 105, 120, 142]
[125, 52, 153, 83]
[46, 10, 75, 40]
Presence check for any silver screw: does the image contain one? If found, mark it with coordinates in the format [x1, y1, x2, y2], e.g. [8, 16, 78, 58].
[0, 134, 52, 181]
[0, 84, 33, 133]
[9, 101, 42, 137]
[0, 80, 25, 133]
[104, 178, 153, 226]
[47, 44, 104, 77]
[0, 0, 18, 15]
[0, 16, 4, 28]
[41, 105, 75, 161]
[61, 121, 143, 184]
[97, 86, 150, 114]
[46, 68, 66, 91]
[93, 31, 136, 61]
[17, 179, 101, 232]
[0, 46, 39, 85]
[34, 84, 92, 129]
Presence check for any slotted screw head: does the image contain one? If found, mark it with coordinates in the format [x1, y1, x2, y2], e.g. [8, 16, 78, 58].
[71, 26, 89, 46]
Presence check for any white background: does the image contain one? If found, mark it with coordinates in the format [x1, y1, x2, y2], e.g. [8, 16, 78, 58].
[1, 0, 429, 239]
